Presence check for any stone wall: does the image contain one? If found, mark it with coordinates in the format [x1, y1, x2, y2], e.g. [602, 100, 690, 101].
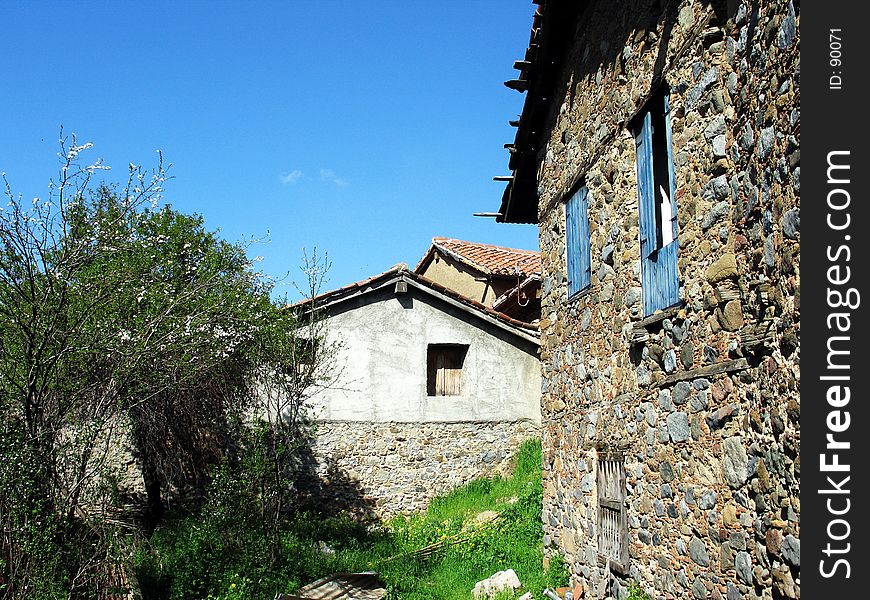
[308, 420, 540, 517]
[532, 1, 799, 599]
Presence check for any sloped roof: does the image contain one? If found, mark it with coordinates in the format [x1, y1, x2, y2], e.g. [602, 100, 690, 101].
[497, 1, 588, 223]
[415, 237, 541, 278]
[291, 264, 538, 344]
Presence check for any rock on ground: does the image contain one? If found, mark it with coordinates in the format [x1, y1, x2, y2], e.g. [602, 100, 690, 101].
[472, 569, 522, 599]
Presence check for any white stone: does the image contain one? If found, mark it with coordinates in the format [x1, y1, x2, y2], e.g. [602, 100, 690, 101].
[472, 569, 522, 599]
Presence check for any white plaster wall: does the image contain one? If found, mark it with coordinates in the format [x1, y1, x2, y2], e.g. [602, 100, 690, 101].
[310, 288, 541, 424]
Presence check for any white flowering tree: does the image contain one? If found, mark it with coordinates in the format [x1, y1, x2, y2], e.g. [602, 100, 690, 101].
[0, 136, 329, 598]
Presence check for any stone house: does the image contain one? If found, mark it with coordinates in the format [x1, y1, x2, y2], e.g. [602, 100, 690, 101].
[415, 237, 542, 322]
[495, 1, 799, 599]
[304, 262, 541, 516]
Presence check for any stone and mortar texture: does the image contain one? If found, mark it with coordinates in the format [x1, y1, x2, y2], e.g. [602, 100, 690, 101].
[308, 420, 539, 516]
[307, 281, 541, 517]
[526, 1, 799, 599]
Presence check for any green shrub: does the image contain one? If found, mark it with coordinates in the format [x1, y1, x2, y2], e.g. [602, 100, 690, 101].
[626, 581, 652, 600]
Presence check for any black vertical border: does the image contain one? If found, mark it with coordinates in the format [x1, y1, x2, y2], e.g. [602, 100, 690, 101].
[802, 2, 869, 596]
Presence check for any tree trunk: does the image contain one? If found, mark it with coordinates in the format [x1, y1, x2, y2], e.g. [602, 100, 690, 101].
[140, 456, 164, 534]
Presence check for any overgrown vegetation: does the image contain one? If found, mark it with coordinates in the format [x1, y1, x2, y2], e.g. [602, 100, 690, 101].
[376, 439, 567, 599]
[1, 138, 560, 600]
[0, 137, 331, 598]
[136, 439, 566, 600]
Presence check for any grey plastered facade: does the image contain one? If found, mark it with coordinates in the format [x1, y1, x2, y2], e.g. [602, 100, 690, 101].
[498, 1, 799, 599]
[307, 267, 541, 516]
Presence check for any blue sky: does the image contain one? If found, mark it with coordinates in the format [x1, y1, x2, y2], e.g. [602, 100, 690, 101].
[1, 1, 539, 300]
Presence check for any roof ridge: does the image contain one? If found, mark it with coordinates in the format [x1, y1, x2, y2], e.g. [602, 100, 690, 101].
[433, 237, 539, 255]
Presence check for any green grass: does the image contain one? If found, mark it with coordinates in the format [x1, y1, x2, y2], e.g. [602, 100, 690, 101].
[135, 439, 567, 600]
[371, 439, 566, 599]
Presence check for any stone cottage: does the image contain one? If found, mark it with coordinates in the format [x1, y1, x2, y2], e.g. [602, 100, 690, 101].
[303, 262, 541, 516]
[415, 237, 542, 323]
[495, 1, 799, 598]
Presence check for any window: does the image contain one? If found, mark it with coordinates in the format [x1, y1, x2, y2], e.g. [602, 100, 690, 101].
[565, 185, 591, 298]
[426, 344, 468, 396]
[597, 452, 628, 572]
[632, 89, 679, 316]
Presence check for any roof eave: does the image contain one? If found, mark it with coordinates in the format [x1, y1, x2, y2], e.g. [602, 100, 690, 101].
[496, 0, 588, 225]
[300, 270, 540, 346]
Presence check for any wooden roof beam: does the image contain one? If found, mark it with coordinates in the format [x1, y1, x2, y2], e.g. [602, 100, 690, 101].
[504, 79, 529, 92]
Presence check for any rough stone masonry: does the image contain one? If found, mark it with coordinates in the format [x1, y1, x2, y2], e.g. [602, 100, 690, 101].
[524, 1, 799, 599]
[310, 420, 539, 517]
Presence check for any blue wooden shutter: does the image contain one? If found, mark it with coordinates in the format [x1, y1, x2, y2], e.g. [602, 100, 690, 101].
[566, 186, 590, 297]
[635, 113, 656, 258]
[663, 94, 678, 243]
[566, 189, 580, 297]
[637, 95, 680, 316]
[658, 94, 680, 312]
[578, 187, 591, 291]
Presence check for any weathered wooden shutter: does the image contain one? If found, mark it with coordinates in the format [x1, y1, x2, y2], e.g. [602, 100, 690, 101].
[654, 94, 680, 314]
[636, 95, 680, 316]
[598, 456, 628, 570]
[435, 351, 447, 395]
[436, 349, 462, 396]
[429, 345, 465, 396]
[635, 112, 656, 259]
[566, 186, 591, 297]
[663, 94, 678, 243]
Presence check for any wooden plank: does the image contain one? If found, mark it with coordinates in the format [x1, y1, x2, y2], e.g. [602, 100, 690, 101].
[577, 187, 591, 290]
[632, 304, 682, 330]
[655, 358, 750, 387]
[566, 189, 580, 297]
[635, 112, 656, 259]
[504, 79, 529, 92]
[663, 93, 678, 243]
[445, 364, 460, 396]
[435, 351, 446, 395]
[656, 241, 679, 314]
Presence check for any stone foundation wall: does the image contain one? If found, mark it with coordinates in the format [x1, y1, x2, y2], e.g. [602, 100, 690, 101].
[89, 418, 541, 523]
[309, 420, 541, 517]
[532, 1, 799, 598]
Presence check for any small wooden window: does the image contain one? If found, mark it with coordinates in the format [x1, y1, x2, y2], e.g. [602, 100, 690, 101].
[597, 453, 628, 572]
[426, 344, 468, 396]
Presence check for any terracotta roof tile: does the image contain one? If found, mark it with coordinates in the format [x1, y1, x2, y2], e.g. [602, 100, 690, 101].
[429, 237, 541, 277]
